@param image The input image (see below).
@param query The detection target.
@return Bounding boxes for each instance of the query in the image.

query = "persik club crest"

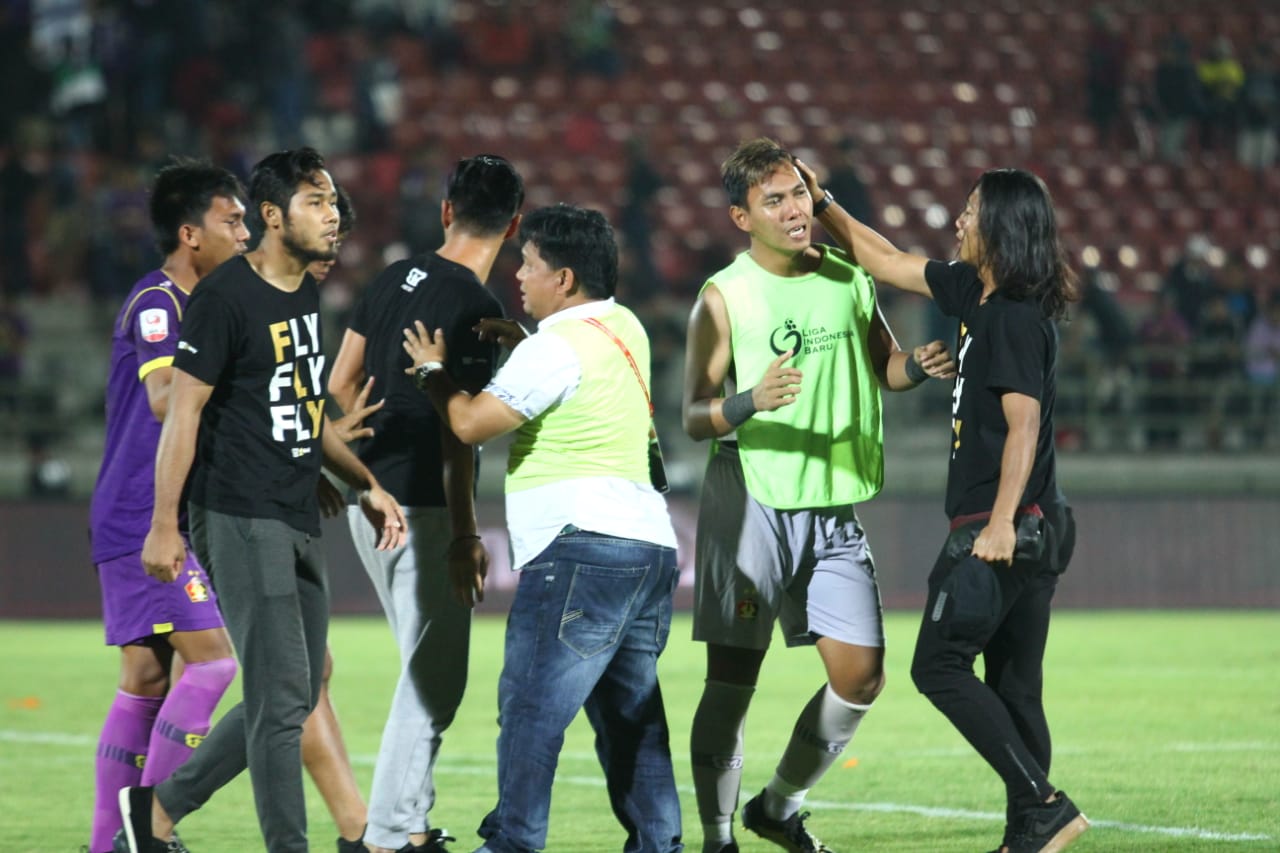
[139,308,170,343]
[735,597,758,621]
[185,577,210,604]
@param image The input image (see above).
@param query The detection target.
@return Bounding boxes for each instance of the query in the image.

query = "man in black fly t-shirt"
[795,159,1089,853]
[118,147,408,853]
[326,154,525,853]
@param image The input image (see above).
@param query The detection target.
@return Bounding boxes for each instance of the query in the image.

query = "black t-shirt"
[347,252,504,506]
[175,255,325,535]
[926,259,1059,518]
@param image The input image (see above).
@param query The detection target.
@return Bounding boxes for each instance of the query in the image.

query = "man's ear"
[558,267,577,296]
[729,204,751,234]
[259,200,282,231]
[177,222,200,249]
[441,199,453,230]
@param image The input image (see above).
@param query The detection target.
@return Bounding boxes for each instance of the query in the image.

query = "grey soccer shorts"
[692,443,885,650]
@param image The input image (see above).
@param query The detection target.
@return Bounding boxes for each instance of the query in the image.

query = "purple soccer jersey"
[90,271,190,564]
[90,271,226,645]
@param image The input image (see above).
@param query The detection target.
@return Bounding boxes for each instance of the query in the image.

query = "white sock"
[766,684,870,820]
[700,820,733,852]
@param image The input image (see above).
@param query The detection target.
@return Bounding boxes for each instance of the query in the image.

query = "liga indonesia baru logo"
[769,319,853,358]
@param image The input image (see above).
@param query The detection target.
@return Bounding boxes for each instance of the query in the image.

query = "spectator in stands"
[400,141,448,255]
[1191,294,1245,449]
[566,0,621,78]
[1138,289,1192,449]
[1151,30,1202,164]
[618,136,665,303]
[1244,295,1280,447]
[1197,36,1245,152]
[1237,42,1279,172]
[823,136,877,228]
[1163,234,1217,329]
[1215,252,1258,329]
[1084,4,1129,148]
[0,290,28,415]
[0,139,38,294]
[1074,267,1136,434]
[468,2,538,74]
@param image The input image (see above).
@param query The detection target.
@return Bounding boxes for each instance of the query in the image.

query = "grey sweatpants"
[157,504,329,853]
[348,505,471,850]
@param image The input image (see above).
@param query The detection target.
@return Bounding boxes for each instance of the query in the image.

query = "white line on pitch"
[2,730,1272,843]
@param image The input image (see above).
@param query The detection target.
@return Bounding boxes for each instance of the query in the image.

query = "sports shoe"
[337,833,365,852]
[115,787,190,853]
[399,828,457,852]
[1005,792,1089,853]
[741,790,833,853]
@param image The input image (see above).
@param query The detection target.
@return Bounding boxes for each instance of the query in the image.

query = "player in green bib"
[683,138,955,853]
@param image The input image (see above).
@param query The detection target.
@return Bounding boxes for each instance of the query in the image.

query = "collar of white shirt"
[536,296,616,331]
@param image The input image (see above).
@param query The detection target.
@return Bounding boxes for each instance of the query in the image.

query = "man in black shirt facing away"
[327,154,524,853]
[121,147,407,853]
[796,159,1088,853]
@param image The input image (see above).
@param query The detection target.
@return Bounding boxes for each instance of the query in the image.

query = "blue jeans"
[476,528,683,853]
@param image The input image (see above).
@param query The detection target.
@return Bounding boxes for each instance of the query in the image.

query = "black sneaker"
[115,787,189,853]
[398,828,457,853]
[1006,792,1089,853]
[741,790,834,853]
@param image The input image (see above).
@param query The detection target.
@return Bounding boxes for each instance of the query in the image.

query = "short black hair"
[247,147,328,232]
[446,154,525,235]
[150,159,244,256]
[721,137,794,208]
[519,204,618,300]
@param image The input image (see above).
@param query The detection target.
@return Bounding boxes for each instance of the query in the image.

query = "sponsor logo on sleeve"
[139,308,170,343]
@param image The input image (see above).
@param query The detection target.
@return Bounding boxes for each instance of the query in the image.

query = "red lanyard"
[582,317,653,417]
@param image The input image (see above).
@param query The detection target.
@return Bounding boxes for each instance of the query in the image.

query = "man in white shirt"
[403,203,682,853]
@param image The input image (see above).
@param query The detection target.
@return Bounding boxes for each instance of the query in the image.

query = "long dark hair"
[972,169,1077,320]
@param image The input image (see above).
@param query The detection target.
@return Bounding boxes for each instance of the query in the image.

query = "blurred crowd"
[1,0,1278,499]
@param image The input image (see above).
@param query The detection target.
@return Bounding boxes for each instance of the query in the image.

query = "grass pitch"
[1,611,1276,852]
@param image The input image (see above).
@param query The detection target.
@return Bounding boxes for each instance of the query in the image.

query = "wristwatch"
[414,360,445,390]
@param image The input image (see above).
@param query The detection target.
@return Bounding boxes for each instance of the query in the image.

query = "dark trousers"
[910,519,1065,813]
[157,505,329,853]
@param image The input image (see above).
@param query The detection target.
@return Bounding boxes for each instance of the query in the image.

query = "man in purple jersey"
[87,160,248,853]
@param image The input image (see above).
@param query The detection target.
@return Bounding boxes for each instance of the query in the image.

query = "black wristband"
[905,354,929,384]
[812,189,834,216]
[722,389,758,427]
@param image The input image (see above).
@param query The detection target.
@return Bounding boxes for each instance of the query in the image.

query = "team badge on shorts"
[735,597,758,621]
[139,308,170,343]
[185,577,210,603]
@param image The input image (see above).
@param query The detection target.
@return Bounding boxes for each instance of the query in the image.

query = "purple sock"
[91,690,162,853]
[140,657,237,786]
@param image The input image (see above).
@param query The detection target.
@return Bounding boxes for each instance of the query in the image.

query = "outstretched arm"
[796,157,933,298]
[866,303,956,391]
[682,284,802,441]
[402,320,525,445]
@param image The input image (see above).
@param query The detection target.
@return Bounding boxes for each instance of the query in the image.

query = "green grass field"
[1,611,1277,852]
